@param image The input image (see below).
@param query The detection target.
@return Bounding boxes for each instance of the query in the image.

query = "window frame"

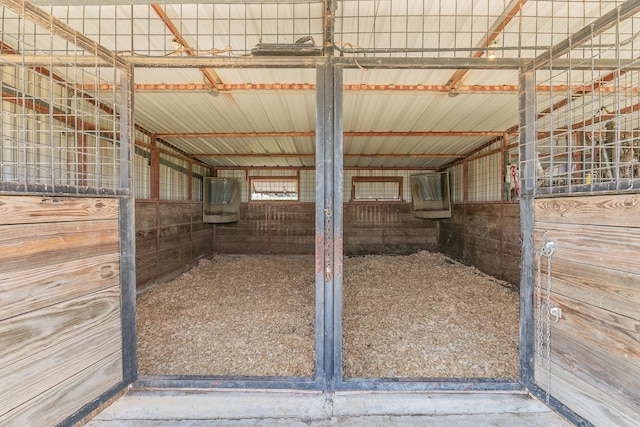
[248,175,300,202]
[350,176,403,202]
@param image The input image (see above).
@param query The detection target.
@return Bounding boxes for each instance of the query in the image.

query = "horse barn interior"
[1,0,640,426]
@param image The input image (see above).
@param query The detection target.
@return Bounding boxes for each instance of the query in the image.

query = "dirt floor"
[137,252,519,378]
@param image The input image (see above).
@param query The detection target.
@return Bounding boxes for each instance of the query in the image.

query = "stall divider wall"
[440,203,520,285]
[135,200,213,292]
[211,202,438,256]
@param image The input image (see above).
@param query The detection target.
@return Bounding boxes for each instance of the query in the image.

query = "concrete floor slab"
[85,389,574,427]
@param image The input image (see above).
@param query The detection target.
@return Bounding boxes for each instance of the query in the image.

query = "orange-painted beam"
[445,0,528,90]
[77,82,639,95]
[151,4,222,89]
[156,131,504,139]
[196,153,464,159]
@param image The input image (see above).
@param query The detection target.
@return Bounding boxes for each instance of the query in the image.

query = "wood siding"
[0,195,123,427]
[439,203,521,284]
[135,200,214,291]
[344,203,438,255]
[213,202,437,255]
[533,194,640,427]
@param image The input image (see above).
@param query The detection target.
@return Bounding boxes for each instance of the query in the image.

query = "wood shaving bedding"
[137,252,518,378]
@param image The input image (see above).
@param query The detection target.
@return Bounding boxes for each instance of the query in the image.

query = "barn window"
[249,176,299,201]
[351,176,403,201]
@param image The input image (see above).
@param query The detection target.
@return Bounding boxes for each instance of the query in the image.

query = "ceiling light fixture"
[487,40,499,59]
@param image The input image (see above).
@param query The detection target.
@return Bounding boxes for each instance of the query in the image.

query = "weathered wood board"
[0,196,118,225]
[2,352,122,427]
[534,361,639,427]
[0,287,122,416]
[0,195,123,427]
[214,202,437,256]
[440,203,520,285]
[0,220,120,271]
[533,193,640,425]
[0,252,120,322]
[135,200,213,289]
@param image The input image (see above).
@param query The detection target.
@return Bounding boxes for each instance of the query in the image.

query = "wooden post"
[119,63,137,385]
[518,68,537,388]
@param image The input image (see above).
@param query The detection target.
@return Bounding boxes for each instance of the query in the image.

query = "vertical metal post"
[315,63,329,387]
[119,64,137,384]
[518,67,536,388]
[332,64,344,385]
[315,61,343,390]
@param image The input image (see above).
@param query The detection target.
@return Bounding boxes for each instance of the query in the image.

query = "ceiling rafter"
[151,4,223,90]
[445,0,527,91]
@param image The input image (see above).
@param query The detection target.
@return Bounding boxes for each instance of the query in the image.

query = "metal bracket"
[542,240,558,256]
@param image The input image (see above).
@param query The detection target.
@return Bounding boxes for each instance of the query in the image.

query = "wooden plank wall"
[0,195,123,427]
[214,203,314,254]
[214,202,437,255]
[136,200,214,291]
[439,203,520,285]
[344,203,438,255]
[533,194,640,427]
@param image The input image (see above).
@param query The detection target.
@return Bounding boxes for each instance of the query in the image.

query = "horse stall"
[1,2,639,427]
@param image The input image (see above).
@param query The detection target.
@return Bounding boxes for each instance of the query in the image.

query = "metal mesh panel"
[334,0,623,59]
[299,169,315,203]
[134,146,151,199]
[449,164,464,203]
[0,7,129,195]
[45,3,324,57]
[521,8,640,196]
[468,151,502,202]
[192,164,208,202]
[33,1,627,61]
[159,153,189,200]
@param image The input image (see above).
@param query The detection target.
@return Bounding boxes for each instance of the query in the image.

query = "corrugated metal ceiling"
[10,1,638,169]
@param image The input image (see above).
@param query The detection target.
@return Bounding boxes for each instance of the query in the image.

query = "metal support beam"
[518,68,536,390]
[527,0,640,71]
[150,4,223,90]
[4,54,640,71]
[445,0,527,90]
[1,0,127,70]
[156,131,504,139]
[315,62,343,390]
[32,0,322,4]
[194,153,463,159]
[323,0,335,56]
